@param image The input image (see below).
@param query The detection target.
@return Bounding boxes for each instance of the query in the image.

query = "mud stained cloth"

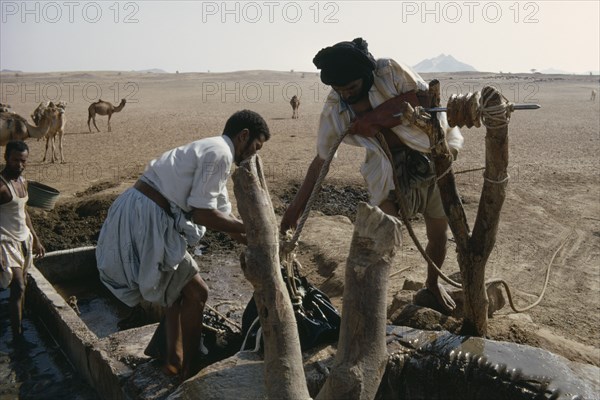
[96,188,199,308]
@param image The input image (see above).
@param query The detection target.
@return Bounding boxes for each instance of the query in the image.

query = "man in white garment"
[96,110,270,379]
[280,38,464,314]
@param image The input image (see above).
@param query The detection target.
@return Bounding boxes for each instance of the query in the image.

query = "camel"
[290,95,300,119]
[591,89,597,101]
[32,102,67,163]
[87,98,126,132]
[0,107,54,147]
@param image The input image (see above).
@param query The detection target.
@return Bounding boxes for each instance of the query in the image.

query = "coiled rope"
[447,88,515,129]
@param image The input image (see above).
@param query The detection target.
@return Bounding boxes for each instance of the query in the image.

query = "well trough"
[25,246,599,399]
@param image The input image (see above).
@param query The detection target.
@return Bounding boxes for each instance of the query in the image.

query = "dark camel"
[88,99,126,132]
[290,95,300,119]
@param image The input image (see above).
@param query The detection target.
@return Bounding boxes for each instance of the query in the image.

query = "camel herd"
[31,102,67,163]
[1,102,67,163]
[0,94,305,164]
[0,103,55,147]
[2,82,597,164]
[0,98,128,164]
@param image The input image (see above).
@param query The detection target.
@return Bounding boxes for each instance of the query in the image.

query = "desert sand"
[1,69,599,368]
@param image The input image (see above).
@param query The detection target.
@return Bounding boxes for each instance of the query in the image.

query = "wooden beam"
[233,154,310,400]
[317,203,401,400]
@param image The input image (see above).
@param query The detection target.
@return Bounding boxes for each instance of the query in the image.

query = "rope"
[446,88,514,129]
[488,227,575,313]
[205,303,242,331]
[389,265,416,278]
[454,166,485,175]
[280,106,503,292]
[483,172,510,185]
[240,316,262,352]
[281,85,553,315]
[435,165,453,182]
[379,103,558,314]
[285,130,350,251]
[376,132,463,289]
[480,87,514,129]
[280,129,349,303]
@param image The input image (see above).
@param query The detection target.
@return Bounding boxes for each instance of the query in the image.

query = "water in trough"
[0,289,100,399]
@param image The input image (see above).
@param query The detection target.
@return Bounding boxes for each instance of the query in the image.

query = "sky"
[1,0,599,74]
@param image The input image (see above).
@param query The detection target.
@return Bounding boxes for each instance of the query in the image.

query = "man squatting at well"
[95,110,270,379]
[1,141,46,339]
[281,38,464,314]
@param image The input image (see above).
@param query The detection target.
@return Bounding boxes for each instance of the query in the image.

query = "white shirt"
[143,135,234,214]
[316,58,464,206]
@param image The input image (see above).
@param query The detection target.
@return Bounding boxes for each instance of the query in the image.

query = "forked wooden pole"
[427,82,511,336]
[317,203,401,400]
[233,154,310,400]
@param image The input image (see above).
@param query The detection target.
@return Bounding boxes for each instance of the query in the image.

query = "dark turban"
[313,38,377,86]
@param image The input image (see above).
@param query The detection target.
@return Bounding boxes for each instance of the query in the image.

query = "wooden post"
[428,80,471,254]
[426,83,511,336]
[233,155,310,400]
[317,203,401,400]
[464,86,510,336]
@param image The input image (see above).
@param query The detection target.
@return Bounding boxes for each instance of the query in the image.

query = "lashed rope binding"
[447,87,514,129]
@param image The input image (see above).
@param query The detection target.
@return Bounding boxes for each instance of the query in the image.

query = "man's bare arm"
[280,155,325,233]
[191,208,245,234]
[25,208,45,257]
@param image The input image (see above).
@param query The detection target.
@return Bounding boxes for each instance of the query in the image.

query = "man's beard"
[3,167,23,179]
[344,93,364,105]
[234,138,254,166]
[344,74,373,105]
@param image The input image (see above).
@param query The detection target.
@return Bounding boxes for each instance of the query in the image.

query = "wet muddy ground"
[5,182,370,398]
[0,289,100,400]
[26,182,368,337]
[30,183,369,253]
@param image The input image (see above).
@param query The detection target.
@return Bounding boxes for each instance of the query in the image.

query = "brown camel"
[0,107,53,147]
[87,98,126,132]
[290,95,300,119]
[32,102,67,163]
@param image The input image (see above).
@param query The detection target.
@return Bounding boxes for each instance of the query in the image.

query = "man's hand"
[347,92,420,138]
[279,155,324,234]
[347,115,383,137]
[32,237,45,258]
[280,206,299,235]
[191,208,245,234]
[228,232,247,245]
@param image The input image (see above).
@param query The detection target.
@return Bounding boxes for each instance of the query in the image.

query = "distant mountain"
[1,69,22,73]
[413,54,477,73]
[539,68,571,75]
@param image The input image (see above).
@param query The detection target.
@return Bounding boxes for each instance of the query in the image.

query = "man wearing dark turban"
[281,38,464,314]
[313,38,377,89]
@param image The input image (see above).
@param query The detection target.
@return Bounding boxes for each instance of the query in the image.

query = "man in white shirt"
[280,38,463,315]
[96,110,270,379]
